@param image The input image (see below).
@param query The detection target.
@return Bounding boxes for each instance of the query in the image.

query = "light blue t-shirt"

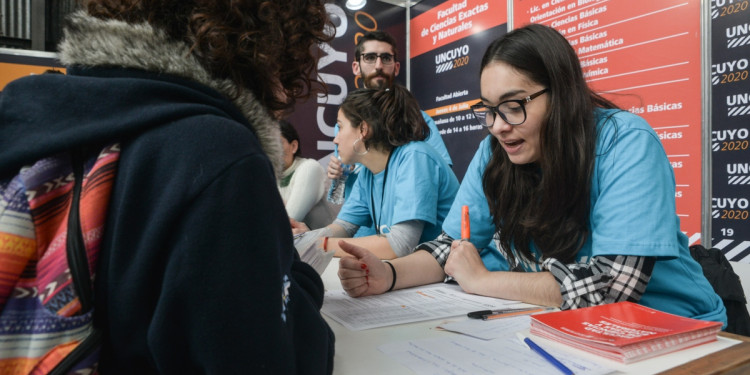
[339,110,452,237]
[443,109,726,325]
[337,141,459,245]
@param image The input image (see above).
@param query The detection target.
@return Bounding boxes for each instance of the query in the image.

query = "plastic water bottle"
[327,158,350,204]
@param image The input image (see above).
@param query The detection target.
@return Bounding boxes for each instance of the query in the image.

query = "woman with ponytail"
[303,84,459,260]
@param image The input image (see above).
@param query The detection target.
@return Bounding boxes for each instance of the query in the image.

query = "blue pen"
[516,333,574,375]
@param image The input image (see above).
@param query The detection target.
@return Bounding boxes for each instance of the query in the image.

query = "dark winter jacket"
[0,11,334,374]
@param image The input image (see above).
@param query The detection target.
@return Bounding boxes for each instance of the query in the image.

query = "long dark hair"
[481,24,618,264]
[339,84,428,152]
[82,0,332,113]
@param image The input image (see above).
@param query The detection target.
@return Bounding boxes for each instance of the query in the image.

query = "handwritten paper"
[379,334,616,375]
[321,283,525,330]
[438,315,533,340]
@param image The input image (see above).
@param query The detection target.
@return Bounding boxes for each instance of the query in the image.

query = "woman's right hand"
[327,155,343,180]
[445,239,488,295]
[337,240,391,297]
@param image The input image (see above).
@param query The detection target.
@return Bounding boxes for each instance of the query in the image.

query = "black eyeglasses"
[359,53,395,65]
[470,88,548,127]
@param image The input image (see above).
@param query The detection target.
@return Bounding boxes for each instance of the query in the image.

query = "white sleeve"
[285,159,326,221]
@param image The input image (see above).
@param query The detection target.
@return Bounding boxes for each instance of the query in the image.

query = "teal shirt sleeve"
[422,111,453,167]
[390,148,448,226]
[388,144,459,241]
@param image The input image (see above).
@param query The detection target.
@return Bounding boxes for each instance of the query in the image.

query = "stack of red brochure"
[529,301,723,363]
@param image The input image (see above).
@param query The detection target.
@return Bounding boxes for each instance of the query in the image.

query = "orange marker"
[461,205,470,240]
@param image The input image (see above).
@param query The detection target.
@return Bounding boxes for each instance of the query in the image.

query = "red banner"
[514,0,703,243]
[411,0,506,58]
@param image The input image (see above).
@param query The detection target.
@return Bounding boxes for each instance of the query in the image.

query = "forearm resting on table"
[469,270,563,308]
[319,222,397,259]
[326,220,424,259]
[462,255,653,309]
[330,220,423,259]
[389,250,446,290]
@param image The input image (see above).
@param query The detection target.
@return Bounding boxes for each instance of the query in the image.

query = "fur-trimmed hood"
[56,10,283,175]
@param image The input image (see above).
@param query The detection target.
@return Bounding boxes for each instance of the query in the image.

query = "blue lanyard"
[370,150,393,236]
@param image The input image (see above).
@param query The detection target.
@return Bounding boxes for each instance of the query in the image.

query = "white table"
[321,259,454,374]
[319,259,746,375]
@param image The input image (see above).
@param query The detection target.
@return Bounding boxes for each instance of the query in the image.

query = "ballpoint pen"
[467,306,552,320]
[483,307,551,320]
[516,333,574,375]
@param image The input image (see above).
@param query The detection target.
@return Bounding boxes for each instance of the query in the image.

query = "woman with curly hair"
[0,0,334,373]
[336,24,726,327]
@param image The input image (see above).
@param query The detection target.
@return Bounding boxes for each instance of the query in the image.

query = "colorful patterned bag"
[0,144,120,374]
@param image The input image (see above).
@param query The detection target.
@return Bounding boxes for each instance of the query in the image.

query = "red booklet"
[530,302,723,364]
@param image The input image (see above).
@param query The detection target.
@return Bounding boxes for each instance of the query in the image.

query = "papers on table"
[293,232,334,275]
[321,283,526,330]
[426,316,615,374]
[321,268,743,375]
[379,333,616,375]
[438,315,533,340]
[380,324,741,375]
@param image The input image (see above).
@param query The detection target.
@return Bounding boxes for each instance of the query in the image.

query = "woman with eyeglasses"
[336,23,727,325]
[300,84,459,261]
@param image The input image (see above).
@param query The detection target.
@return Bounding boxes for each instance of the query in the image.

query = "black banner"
[410,0,507,181]
[710,0,750,262]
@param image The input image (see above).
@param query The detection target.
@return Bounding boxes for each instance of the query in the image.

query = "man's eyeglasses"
[359,53,395,65]
[470,88,548,127]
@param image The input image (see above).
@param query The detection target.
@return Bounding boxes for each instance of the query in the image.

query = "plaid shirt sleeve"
[542,255,656,310]
[414,231,455,268]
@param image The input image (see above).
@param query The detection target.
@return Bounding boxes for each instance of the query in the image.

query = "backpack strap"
[50,146,116,375]
[50,153,100,375]
[66,148,93,312]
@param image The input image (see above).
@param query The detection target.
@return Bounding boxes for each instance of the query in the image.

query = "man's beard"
[363,70,394,89]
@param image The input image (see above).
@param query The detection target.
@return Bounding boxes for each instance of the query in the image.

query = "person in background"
[336,23,727,326]
[324,31,452,237]
[302,84,458,260]
[278,120,332,229]
[0,0,335,373]
[350,32,450,166]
